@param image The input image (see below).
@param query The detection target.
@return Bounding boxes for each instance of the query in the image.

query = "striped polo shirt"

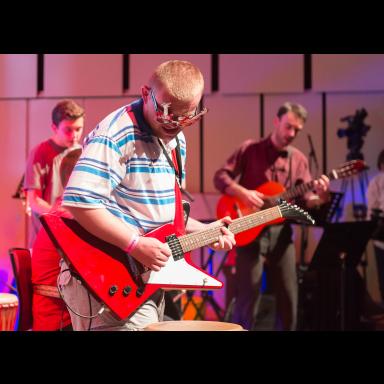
[62,98,186,234]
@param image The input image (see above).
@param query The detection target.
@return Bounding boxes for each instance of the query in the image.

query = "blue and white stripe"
[63,98,186,234]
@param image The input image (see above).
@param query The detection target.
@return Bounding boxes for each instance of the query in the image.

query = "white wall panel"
[203,94,260,193]
[0,101,27,288]
[83,97,137,138]
[183,117,200,194]
[313,54,384,92]
[44,54,122,97]
[129,54,211,96]
[220,54,304,94]
[0,54,37,98]
[326,93,384,221]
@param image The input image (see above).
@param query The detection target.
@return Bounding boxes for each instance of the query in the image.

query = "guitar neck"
[179,206,282,253]
[280,169,337,201]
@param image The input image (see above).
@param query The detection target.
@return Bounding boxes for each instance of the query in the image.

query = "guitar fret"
[179,206,282,253]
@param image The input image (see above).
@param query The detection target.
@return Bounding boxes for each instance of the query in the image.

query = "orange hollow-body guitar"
[216,160,367,247]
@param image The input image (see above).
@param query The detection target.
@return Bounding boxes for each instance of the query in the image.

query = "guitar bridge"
[166,234,184,261]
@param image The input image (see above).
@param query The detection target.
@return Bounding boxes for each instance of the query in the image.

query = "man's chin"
[160,127,180,140]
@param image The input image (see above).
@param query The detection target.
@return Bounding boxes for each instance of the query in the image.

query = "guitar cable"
[56,268,106,330]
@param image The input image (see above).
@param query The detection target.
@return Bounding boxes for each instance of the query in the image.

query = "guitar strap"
[157,137,185,236]
[285,146,293,188]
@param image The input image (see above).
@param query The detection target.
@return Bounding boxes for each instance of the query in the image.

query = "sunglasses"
[150,88,208,128]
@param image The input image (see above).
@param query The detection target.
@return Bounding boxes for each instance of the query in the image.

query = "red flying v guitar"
[40,200,313,320]
[216,159,367,247]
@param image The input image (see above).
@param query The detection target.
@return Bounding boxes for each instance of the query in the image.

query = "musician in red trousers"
[31,148,82,331]
[214,102,330,331]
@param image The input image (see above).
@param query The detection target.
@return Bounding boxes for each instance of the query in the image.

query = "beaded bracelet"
[124,233,140,254]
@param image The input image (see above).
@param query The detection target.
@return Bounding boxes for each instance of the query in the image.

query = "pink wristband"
[124,233,140,254]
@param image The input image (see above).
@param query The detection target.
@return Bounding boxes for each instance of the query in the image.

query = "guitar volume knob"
[109,285,118,296]
[122,286,132,297]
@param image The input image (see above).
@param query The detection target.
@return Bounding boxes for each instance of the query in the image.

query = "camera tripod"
[338,167,369,221]
[336,162,370,290]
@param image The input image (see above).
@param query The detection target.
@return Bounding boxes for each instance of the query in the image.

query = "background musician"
[213,102,330,330]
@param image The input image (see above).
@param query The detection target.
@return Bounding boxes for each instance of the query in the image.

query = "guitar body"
[41,214,222,321]
[216,181,286,246]
[216,160,367,247]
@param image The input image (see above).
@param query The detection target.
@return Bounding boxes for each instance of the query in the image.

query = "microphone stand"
[297,134,320,330]
[307,134,319,178]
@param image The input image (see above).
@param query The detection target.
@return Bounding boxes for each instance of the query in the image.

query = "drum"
[144,320,244,331]
[0,293,19,331]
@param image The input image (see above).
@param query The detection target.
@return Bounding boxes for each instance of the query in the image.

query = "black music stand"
[296,192,343,330]
[310,221,375,269]
[301,220,376,331]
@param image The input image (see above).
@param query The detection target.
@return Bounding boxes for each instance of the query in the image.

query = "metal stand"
[339,252,347,331]
[297,135,319,330]
[181,247,230,321]
[339,169,369,221]
[297,224,310,330]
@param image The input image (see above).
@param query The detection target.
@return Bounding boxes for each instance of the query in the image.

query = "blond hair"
[149,60,204,102]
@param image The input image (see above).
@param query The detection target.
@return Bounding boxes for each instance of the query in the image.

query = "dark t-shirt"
[214,136,313,194]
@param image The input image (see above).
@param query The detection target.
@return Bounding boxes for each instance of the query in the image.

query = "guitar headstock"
[333,160,368,179]
[278,200,315,225]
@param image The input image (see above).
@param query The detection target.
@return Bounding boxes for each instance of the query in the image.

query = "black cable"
[87,290,93,331]
[56,268,102,322]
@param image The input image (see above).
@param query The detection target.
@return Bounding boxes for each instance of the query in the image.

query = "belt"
[33,284,61,299]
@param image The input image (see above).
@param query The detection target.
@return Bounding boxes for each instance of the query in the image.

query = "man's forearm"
[224,182,245,197]
[66,206,138,250]
[185,217,208,234]
[29,195,52,216]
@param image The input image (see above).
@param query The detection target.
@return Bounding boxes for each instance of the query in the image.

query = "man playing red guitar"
[59,60,235,331]
[214,102,330,331]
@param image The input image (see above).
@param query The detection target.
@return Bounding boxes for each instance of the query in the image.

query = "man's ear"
[273,116,280,129]
[51,123,58,133]
[141,85,151,103]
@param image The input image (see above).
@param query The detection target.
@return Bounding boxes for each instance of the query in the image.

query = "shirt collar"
[130,98,178,150]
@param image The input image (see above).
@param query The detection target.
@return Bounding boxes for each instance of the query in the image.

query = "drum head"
[0,293,19,307]
[144,320,244,331]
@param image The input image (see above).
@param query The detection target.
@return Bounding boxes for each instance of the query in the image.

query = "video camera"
[337,108,370,160]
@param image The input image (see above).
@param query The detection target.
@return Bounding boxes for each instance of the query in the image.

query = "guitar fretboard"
[179,206,282,253]
[275,168,339,202]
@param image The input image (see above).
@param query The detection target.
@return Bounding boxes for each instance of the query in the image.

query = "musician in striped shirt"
[59,60,235,331]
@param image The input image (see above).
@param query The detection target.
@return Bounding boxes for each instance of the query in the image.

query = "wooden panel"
[28,99,85,152]
[326,93,384,221]
[83,97,137,138]
[0,54,37,98]
[44,54,123,97]
[0,101,27,288]
[313,54,384,92]
[220,54,304,94]
[189,193,220,222]
[264,93,324,177]
[129,54,211,96]
[203,94,260,193]
[182,116,200,194]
